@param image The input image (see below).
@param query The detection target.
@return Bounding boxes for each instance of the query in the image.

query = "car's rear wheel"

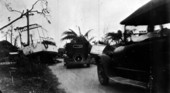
[97,64,109,85]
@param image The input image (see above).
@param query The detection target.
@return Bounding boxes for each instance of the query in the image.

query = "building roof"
[120,0,170,25]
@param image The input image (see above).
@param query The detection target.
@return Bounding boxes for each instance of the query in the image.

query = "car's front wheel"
[97,64,109,85]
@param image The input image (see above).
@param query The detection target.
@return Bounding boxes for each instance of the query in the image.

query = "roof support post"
[123,25,127,43]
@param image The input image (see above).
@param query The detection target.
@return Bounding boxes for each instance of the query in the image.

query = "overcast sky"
[0,0,150,47]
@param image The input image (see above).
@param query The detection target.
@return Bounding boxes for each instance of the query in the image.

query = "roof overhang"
[120,0,170,26]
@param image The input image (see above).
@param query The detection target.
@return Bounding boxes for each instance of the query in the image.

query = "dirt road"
[49,60,147,93]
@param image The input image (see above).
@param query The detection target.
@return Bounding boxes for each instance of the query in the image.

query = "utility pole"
[26,9,30,46]
[8,17,13,44]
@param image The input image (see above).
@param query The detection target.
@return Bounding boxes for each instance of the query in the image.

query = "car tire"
[97,64,109,85]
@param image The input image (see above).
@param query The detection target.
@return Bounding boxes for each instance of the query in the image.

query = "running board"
[110,77,147,89]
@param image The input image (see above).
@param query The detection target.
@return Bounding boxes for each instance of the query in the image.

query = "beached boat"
[15,24,58,63]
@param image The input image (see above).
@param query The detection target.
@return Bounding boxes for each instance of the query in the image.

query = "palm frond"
[68,29,78,36]
[88,37,94,42]
[78,26,82,35]
[62,30,75,36]
[84,29,93,38]
[61,35,76,41]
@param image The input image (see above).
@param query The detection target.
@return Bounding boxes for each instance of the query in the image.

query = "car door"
[111,42,151,81]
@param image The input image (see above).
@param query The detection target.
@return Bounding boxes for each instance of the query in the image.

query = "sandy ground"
[49,60,147,93]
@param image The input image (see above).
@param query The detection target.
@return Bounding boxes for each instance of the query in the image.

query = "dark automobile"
[92,1,170,93]
[64,42,91,68]
[94,34,170,92]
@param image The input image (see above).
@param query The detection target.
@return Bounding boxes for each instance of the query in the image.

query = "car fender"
[98,54,112,76]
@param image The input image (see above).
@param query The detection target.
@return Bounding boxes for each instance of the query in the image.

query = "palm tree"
[61,26,93,43]
[61,26,94,54]
[105,30,123,44]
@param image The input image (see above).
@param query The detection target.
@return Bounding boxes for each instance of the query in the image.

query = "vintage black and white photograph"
[0,0,170,93]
